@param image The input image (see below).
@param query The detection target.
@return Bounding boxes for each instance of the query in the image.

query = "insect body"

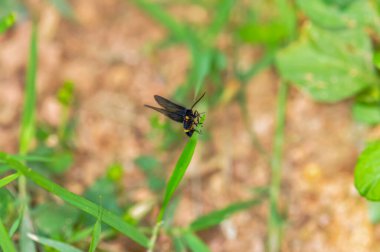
[145,93,205,137]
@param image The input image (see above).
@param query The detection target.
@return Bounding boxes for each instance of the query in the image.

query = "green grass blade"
[28,233,82,252]
[19,23,38,154]
[133,0,188,41]
[0,172,20,188]
[20,207,36,252]
[187,46,211,96]
[189,198,264,232]
[88,215,102,252]
[0,12,16,33]
[0,218,17,252]
[183,232,211,252]
[0,153,149,248]
[157,135,198,222]
[267,81,288,252]
[9,211,23,237]
[207,0,235,42]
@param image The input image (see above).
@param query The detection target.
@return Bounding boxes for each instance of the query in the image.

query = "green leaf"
[0,12,15,33]
[33,203,79,237]
[189,199,263,232]
[0,218,17,252]
[276,23,376,102]
[88,215,102,252]
[135,156,165,192]
[28,233,82,252]
[0,172,20,188]
[0,153,149,247]
[183,232,211,252]
[355,141,380,201]
[19,23,38,154]
[157,135,198,222]
[297,0,380,31]
[352,102,380,125]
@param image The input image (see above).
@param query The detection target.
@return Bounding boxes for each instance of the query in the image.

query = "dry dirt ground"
[1,0,379,251]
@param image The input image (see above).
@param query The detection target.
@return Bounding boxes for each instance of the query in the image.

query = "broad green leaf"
[0,12,15,33]
[276,23,376,102]
[0,218,17,252]
[189,199,263,232]
[33,203,79,237]
[0,153,149,247]
[88,216,101,252]
[135,156,165,192]
[183,232,211,252]
[28,233,82,252]
[355,141,380,201]
[157,134,198,221]
[0,172,19,188]
[19,23,38,154]
[297,0,380,31]
[353,102,380,125]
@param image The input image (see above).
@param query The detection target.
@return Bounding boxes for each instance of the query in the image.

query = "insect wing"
[144,105,184,123]
[154,95,186,112]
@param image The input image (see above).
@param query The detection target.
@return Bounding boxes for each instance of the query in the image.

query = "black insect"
[144,93,205,137]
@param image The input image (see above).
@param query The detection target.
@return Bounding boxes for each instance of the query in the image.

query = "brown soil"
[1,0,379,251]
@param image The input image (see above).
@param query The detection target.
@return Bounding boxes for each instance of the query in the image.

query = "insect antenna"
[191,92,206,109]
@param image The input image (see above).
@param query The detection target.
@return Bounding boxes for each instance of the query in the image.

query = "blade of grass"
[28,233,82,252]
[206,0,235,43]
[0,12,16,33]
[0,172,20,188]
[133,0,188,42]
[9,210,23,237]
[157,134,199,222]
[147,221,163,252]
[182,232,211,252]
[189,198,264,232]
[19,24,38,154]
[20,208,35,252]
[0,218,17,252]
[0,153,149,248]
[190,47,211,97]
[19,23,38,252]
[267,81,288,252]
[88,213,102,252]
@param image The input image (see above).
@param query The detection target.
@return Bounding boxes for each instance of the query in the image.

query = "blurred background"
[1,0,380,251]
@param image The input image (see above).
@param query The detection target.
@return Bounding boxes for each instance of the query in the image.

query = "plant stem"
[267,81,288,252]
[148,221,163,252]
